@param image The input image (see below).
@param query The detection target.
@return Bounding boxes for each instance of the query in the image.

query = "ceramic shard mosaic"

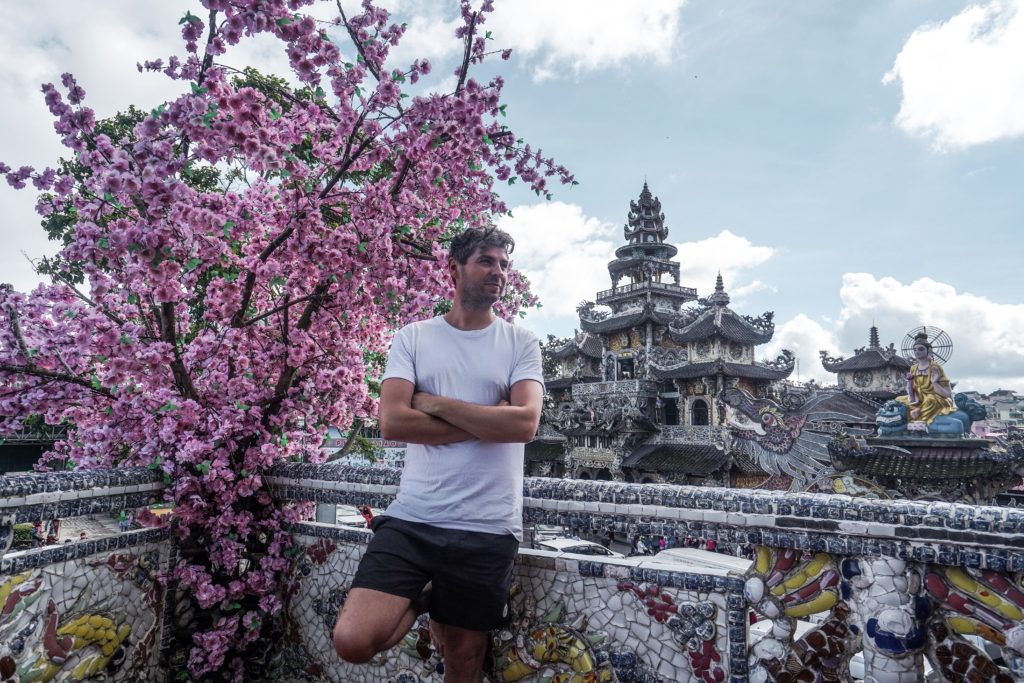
[274,522,748,683]
[0,541,169,682]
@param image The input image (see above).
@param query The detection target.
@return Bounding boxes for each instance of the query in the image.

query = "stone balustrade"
[3,462,1024,682]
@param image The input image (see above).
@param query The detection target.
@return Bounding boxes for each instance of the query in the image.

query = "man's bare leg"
[333,587,419,663]
[430,620,488,683]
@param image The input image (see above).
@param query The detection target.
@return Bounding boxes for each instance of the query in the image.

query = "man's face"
[452,245,510,310]
[913,343,928,360]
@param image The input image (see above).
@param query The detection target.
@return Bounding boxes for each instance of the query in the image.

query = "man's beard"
[461,282,502,311]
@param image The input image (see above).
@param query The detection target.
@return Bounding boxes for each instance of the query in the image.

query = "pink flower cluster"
[0,1,572,679]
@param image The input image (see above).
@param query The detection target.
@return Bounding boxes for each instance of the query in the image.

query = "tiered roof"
[820,326,911,373]
[668,275,775,345]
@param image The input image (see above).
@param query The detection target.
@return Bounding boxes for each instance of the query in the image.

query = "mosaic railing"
[596,280,698,302]
[267,463,1024,683]
[657,424,731,445]
[5,462,1024,682]
[0,467,170,682]
[572,379,660,399]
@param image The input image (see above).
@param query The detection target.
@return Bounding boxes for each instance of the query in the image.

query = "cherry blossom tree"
[0,0,572,677]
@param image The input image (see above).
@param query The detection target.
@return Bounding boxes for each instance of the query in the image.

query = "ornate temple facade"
[819,326,910,401]
[531,183,797,486]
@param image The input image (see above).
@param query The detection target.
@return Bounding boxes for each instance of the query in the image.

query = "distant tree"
[0,1,572,678]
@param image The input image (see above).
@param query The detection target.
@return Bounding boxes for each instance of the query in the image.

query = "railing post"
[842,557,925,682]
[0,512,13,561]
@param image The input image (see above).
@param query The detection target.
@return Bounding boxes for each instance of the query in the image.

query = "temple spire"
[869,324,880,349]
[707,272,730,307]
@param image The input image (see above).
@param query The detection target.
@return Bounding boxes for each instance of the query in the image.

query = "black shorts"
[350,516,519,632]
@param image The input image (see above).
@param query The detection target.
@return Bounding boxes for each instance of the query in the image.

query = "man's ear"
[447,256,459,284]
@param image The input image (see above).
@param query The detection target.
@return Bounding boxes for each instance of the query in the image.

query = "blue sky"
[1,1,1022,391]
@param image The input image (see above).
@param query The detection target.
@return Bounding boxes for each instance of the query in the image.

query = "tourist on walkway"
[333,228,543,682]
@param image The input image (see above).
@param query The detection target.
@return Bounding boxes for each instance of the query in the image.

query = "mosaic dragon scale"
[719,387,875,490]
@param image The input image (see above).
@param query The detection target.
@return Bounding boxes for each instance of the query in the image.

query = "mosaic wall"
[268,463,1024,682]
[0,467,170,683]
[0,535,170,682]
[275,522,747,683]
[4,462,1024,682]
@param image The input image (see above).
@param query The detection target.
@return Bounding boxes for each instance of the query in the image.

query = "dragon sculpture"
[719,386,877,490]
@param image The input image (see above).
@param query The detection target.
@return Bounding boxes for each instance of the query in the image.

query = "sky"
[1,0,1022,392]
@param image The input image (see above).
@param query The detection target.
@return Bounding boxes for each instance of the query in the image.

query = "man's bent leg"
[430,620,488,683]
[333,587,418,663]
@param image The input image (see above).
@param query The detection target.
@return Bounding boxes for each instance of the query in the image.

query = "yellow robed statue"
[896,332,956,427]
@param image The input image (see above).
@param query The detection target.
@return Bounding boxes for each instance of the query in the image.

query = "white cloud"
[375,0,687,83]
[763,314,839,386]
[486,0,686,81]
[673,229,777,297]
[496,202,617,333]
[883,0,1024,149]
[768,273,1024,393]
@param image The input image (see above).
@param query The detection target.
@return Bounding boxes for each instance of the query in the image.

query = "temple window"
[691,398,710,426]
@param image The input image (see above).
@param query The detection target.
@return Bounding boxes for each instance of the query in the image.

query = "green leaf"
[97,238,109,249]
[158,402,179,413]
[279,169,291,178]
[221,220,236,237]
[280,434,289,446]
[119,333,133,345]
[185,258,202,272]
[482,133,492,145]
[191,82,209,96]
[179,11,199,25]
[90,375,101,390]
[485,31,492,39]
[499,104,507,117]
[151,103,166,118]
[508,177,516,185]
[196,460,211,474]
[357,242,367,254]
[315,86,325,99]
[276,16,292,27]
[269,109,282,121]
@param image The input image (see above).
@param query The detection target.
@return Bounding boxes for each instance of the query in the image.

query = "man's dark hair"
[448,226,515,265]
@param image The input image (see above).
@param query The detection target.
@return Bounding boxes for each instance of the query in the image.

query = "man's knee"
[333,618,378,663]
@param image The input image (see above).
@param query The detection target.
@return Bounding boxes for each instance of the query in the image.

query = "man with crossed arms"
[333,226,544,682]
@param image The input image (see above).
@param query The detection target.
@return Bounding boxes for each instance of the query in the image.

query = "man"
[332,227,544,682]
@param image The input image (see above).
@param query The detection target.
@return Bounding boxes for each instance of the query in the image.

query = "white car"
[531,524,567,546]
[335,504,368,528]
[535,537,625,558]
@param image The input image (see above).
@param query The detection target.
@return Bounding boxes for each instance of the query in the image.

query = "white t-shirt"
[381,315,543,540]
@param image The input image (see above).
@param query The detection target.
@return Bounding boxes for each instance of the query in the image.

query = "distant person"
[333,228,543,682]
[357,505,374,527]
[657,536,667,552]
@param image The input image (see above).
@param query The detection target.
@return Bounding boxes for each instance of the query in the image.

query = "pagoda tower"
[578,182,697,383]
[819,326,910,400]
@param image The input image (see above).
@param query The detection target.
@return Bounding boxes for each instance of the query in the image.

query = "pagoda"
[532,183,795,486]
[819,326,910,401]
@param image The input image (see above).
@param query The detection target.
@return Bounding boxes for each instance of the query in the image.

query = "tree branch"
[337,1,381,82]
[241,292,317,328]
[455,12,478,95]
[157,301,199,400]
[0,362,115,399]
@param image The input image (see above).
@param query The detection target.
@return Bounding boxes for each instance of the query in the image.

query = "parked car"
[531,524,567,547]
[535,537,625,558]
[335,504,368,528]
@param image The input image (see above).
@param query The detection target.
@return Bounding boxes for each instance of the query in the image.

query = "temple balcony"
[572,379,660,400]
[656,424,732,445]
[595,280,697,306]
[4,464,1024,681]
